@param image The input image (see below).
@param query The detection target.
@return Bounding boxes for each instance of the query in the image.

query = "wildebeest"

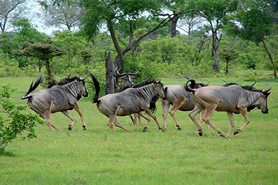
[113,68,139,91]
[185,79,271,137]
[22,75,88,131]
[114,68,142,125]
[90,74,165,132]
[162,80,207,130]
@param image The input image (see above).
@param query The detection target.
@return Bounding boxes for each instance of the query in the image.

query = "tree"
[13,38,65,86]
[41,0,85,31]
[12,18,46,68]
[219,38,239,74]
[81,0,177,94]
[163,0,188,38]
[0,18,46,68]
[227,0,277,78]
[188,0,237,73]
[178,16,204,36]
[0,0,26,33]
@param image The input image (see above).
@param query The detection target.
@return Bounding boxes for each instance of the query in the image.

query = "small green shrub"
[240,70,260,81]
[0,84,44,153]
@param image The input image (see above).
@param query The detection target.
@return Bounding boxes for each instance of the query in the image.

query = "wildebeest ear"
[265,92,271,97]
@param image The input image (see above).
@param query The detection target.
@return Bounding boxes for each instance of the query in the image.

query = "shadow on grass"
[0,148,16,157]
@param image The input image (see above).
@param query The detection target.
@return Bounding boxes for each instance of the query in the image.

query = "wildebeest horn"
[128,68,139,76]
[113,68,126,77]
[250,82,256,87]
[262,83,272,93]
[80,75,86,81]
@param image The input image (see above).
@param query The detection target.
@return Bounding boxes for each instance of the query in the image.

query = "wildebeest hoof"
[176,125,181,130]
[68,125,72,131]
[82,125,87,130]
[234,129,240,135]
[198,131,202,136]
[143,127,148,132]
[220,134,225,137]
[159,127,165,132]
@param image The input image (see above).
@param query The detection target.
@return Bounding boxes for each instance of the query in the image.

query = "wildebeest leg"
[143,108,164,132]
[73,103,86,130]
[45,110,60,131]
[137,112,151,132]
[114,118,132,132]
[234,108,250,135]
[107,106,121,132]
[199,110,210,130]
[129,114,137,126]
[62,111,76,130]
[188,104,204,136]
[108,115,115,132]
[130,113,142,126]
[162,99,170,130]
[202,105,225,137]
[226,112,235,137]
[169,98,186,130]
[137,114,142,125]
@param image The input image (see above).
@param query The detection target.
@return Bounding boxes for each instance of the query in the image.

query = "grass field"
[0,72,278,185]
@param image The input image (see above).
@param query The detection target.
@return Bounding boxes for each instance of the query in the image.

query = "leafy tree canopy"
[81,0,164,39]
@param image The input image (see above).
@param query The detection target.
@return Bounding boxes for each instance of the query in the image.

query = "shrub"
[0,84,44,153]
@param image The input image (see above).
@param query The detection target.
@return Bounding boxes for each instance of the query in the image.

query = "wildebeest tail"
[89,73,100,103]
[185,79,195,93]
[21,76,44,99]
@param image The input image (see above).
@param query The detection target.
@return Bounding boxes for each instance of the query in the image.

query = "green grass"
[0,73,278,185]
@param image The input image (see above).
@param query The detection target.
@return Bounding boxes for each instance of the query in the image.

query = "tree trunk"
[170,12,179,38]
[105,52,116,94]
[45,58,56,87]
[38,60,42,72]
[225,58,229,74]
[212,31,220,73]
[261,37,277,78]
[104,14,178,93]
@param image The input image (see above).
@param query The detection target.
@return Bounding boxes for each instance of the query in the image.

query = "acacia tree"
[14,38,64,86]
[81,0,179,94]
[0,0,26,34]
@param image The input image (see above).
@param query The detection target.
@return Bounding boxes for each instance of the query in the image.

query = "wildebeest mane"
[223,81,257,91]
[47,76,83,88]
[122,79,154,90]
[58,76,82,85]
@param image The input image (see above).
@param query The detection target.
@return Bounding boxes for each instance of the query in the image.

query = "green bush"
[0,84,44,153]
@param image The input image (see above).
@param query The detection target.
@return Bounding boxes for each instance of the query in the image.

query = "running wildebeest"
[21,75,88,131]
[90,74,165,132]
[185,79,272,137]
[113,68,142,125]
[162,80,207,130]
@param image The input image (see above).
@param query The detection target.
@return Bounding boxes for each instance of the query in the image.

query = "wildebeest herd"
[21,72,272,137]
